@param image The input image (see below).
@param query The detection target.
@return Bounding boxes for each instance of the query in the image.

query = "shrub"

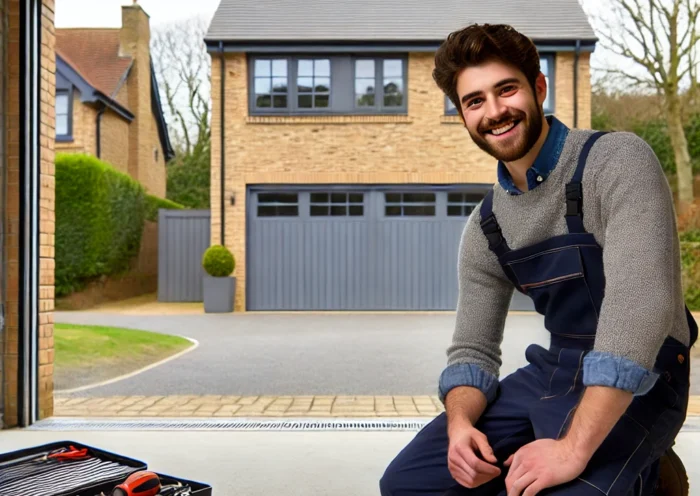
[145,194,185,222]
[202,245,235,277]
[681,242,700,311]
[55,153,146,297]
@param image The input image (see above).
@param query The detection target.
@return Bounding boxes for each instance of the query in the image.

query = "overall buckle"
[565,183,582,216]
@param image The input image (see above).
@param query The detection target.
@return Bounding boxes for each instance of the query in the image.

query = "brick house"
[1,0,56,428]
[54,3,173,197]
[204,0,596,312]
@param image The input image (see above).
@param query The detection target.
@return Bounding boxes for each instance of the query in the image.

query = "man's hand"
[448,423,502,489]
[503,438,587,495]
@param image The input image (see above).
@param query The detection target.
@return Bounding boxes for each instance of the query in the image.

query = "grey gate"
[247,186,534,311]
[158,209,211,302]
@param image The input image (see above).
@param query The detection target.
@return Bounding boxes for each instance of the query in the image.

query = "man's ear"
[535,72,547,107]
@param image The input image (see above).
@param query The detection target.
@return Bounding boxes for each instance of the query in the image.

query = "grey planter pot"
[203,275,236,313]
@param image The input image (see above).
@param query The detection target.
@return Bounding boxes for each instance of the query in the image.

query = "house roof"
[56,29,132,98]
[205,0,597,44]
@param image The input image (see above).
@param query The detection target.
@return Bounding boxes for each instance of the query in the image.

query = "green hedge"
[56,153,147,297]
[681,241,700,311]
[145,194,184,222]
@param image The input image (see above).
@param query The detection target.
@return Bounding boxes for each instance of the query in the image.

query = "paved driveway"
[55,312,550,397]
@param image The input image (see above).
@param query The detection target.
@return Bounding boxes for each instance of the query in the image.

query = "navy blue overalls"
[380,132,698,496]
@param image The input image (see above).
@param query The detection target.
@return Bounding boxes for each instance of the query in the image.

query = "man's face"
[456,60,547,162]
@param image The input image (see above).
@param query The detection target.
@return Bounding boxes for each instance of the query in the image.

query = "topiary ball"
[202,244,235,277]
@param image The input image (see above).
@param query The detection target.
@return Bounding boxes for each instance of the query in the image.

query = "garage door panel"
[247,187,536,312]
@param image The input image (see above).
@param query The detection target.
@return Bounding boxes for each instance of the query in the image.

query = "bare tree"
[151,17,211,156]
[591,0,700,207]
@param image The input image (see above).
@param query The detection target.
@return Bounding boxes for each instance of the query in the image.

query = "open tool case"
[0,441,212,496]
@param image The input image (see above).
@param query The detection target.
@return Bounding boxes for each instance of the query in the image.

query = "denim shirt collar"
[497,115,570,195]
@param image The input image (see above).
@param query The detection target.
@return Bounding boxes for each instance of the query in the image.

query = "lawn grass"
[55,323,192,370]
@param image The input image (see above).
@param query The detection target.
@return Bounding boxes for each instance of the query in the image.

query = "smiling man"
[379,24,697,496]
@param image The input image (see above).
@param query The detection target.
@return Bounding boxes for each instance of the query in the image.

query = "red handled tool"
[111,471,161,496]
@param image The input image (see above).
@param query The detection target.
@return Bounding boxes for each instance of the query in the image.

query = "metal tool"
[111,471,161,496]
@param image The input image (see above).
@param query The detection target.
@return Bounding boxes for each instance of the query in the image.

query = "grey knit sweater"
[439,128,691,403]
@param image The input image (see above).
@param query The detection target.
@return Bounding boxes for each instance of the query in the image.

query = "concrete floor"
[2,422,700,495]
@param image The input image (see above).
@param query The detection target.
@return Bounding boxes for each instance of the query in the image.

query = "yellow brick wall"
[3,0,56,427]
[212,50,593,311]
[144,107,166,197]
[554,52,591,129]
[100,108,130,176]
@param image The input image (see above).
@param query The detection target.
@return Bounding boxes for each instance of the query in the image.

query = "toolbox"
[0,441,212,496]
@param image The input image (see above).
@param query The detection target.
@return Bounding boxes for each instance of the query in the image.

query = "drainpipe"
[574,40,580,128]
[96,103,106,158]
[219,41,225,246]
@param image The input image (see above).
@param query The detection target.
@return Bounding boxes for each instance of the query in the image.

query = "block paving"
[53,394,700,418]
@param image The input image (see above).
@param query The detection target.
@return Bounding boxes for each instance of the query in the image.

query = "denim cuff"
[583,351,659,396]
[438,363,498,405]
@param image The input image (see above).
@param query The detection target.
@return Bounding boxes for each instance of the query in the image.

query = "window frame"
[444,54,555,116]
[55,89,73,141]
[248,54,408,116]
[352,56,408,114]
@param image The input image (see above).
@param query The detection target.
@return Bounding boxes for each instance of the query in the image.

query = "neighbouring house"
[204,0,596,312]
[1,0,55,428]
[54,3,174,198]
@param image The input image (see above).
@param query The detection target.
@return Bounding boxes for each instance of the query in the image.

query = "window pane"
[385,193,401,203]
[310,193,329,203]
[56,116,68,135]
[298,95,313,108]
[356,60,375,78]
[385,206,401,216]
[349,193,363,203]
[255,78,271,94]
[404,193,435,203]
[56,94,69,114]
[465,205,475,215]
[272,59,287,77]
[465,193,483,203]
[331,193,347,203]
[404,205,435,216]
[383,59,403,77]
[540,57,549,75]
[272,78,288,93]
[349,205,363,216]
[259,193,298,203]
[355,79,374,95]
[384,79,403,93]
[447,205,462,216]
[273,94,287,108]
[298,59,314,76]
[258,205,298,217]
[315,77,330,93]
[297,77,313,93]
[331,205,347,216]
[384,93,403,107]
[316,59,330,76]
[255,59,271,77]
[448,193,463,203]
[357,94,375,107]
[256,94,271,107]
[310,205,329,216]
[315,95,329,107]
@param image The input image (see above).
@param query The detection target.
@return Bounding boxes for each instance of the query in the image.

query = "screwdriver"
[111,471,161,496]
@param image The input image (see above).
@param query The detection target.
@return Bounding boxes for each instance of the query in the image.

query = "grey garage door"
[247,185,533,311]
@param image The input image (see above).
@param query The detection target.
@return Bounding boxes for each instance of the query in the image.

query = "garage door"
[247,185,534,311]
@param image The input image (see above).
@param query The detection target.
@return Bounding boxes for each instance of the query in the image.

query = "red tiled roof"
[56,29,133,98]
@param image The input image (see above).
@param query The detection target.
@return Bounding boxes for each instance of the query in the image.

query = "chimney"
[119,3,157,194]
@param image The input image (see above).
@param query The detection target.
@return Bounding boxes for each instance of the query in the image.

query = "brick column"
[39,0,56,421]
[2,0,55,428]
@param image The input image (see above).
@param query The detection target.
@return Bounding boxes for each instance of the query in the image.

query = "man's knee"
[379,459,400,496]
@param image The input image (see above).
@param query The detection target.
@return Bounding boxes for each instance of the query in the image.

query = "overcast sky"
[55,0,221,28]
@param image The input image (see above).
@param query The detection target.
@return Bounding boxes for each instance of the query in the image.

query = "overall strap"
[479,189,511,257]
[565,131,608,233]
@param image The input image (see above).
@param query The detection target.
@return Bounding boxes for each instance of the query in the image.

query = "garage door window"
[385,192,436,216]
[310,192,364,216]
[447,193,482,216]
[257,193,299,217]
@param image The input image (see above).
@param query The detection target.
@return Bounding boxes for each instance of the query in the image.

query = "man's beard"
[467,102,543,163]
